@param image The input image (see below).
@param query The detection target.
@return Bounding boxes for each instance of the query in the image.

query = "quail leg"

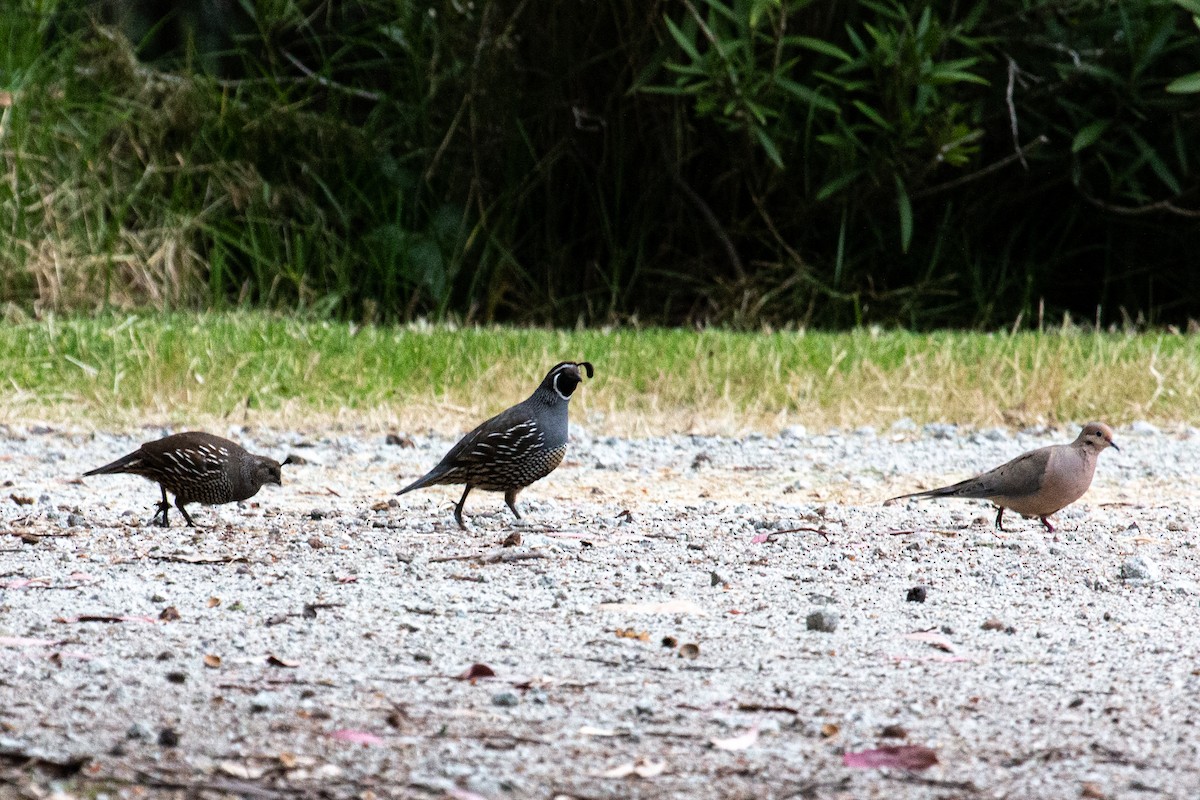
[453,485,472,530]
[153,486,171,527]
[175,498,198,527]
[1040,516,1056,532]
[504,489,522,520]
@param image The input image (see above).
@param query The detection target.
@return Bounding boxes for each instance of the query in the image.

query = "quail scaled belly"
[83,432,289,527]
[398,361,594,529]
[884,421,1118,532]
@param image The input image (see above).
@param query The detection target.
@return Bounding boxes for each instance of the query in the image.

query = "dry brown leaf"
[206,596,221,608]
[159,606,181,622]
[203,654,222,669]
[267,654,300,668]
[614,628,650,641]
[820,722,840,739]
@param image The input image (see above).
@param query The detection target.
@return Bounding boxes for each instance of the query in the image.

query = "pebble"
[1120,555,1161,583]
[491,691,519,707]
[905,586,927,603]
[806,609,839,633]
[249,692,280,713]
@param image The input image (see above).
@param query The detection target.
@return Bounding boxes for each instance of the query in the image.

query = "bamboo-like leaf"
[1071,120,1112,152]
[852,100,892,131]
[1166,71,1200,93]
[753,125,785,169]
[1128,130,1183,194]
[894,175,913,254]
[663,15,703,63]
[773,76,839,112]
[782,36,853,63]
[816,169,864,201]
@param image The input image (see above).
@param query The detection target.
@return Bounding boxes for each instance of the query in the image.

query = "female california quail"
[83,432,290,527]
[398,361,594,529]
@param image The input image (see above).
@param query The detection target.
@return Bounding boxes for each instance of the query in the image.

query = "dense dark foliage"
[3,0,1199,327]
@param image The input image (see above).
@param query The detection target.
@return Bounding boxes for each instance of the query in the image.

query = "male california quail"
[398,361,594,529]
[83,432,290,527]
[884,422,1118,532]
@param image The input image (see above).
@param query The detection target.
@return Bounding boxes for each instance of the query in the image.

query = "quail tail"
[82,452,145,476]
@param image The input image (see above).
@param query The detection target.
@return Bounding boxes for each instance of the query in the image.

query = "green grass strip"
[0,312,1195,433]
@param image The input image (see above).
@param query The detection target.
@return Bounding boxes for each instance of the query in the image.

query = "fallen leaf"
[678,643,700,659]
[329,729,384,746]
[1081,782,1107,799]
[445,788,490,800]
[597,600,706,615]
[10,495,34,506]
[579,725,619,737]
[54,615,157,624]
[750,533,770,544]
[337,575,358,584]
[0,636,61,648]
[159,606,181,622]
[207,597,221,608]
[601,758,667,779]
[843,744,938,770]
[458,663,496,681]
[1,578,51,589]
[820,722,840,739]
[218,761,266,780]
[710,725,758,751]
[904,631,958,653]
[615,628,650,641]
[203,654,222,668]
[267,654,300,668]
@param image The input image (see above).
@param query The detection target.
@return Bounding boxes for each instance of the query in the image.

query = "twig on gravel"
[767,526,832,543]
[429,549,549,564]
[151,553,249,564]
[125,772,302,799]
[737,702,800,714]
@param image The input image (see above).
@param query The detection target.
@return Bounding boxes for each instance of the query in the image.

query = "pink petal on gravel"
[843,744,939,770]
[0,637,61,648]
[750,534,770,544]
[329,729,384,746]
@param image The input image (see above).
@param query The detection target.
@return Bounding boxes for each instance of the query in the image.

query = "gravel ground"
[2,419,1199,800]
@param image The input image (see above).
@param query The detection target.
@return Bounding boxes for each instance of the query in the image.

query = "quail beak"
[1109,440,1120,452]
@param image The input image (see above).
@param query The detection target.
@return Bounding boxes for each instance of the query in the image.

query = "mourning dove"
[884,422,1118,532]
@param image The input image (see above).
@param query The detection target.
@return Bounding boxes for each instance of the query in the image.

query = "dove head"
[1076,422,1118,454]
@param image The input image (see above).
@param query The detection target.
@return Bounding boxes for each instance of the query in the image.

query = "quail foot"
[84,432,290,527]
[884,422,1118,532]
[398,361,594,529]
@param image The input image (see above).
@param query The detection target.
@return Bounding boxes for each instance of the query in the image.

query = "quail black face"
[256,459,284,486]
[552,361,594,399]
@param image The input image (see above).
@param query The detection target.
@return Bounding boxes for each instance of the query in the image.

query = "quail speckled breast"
[83,432,290,527]
[398,361,594,529]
